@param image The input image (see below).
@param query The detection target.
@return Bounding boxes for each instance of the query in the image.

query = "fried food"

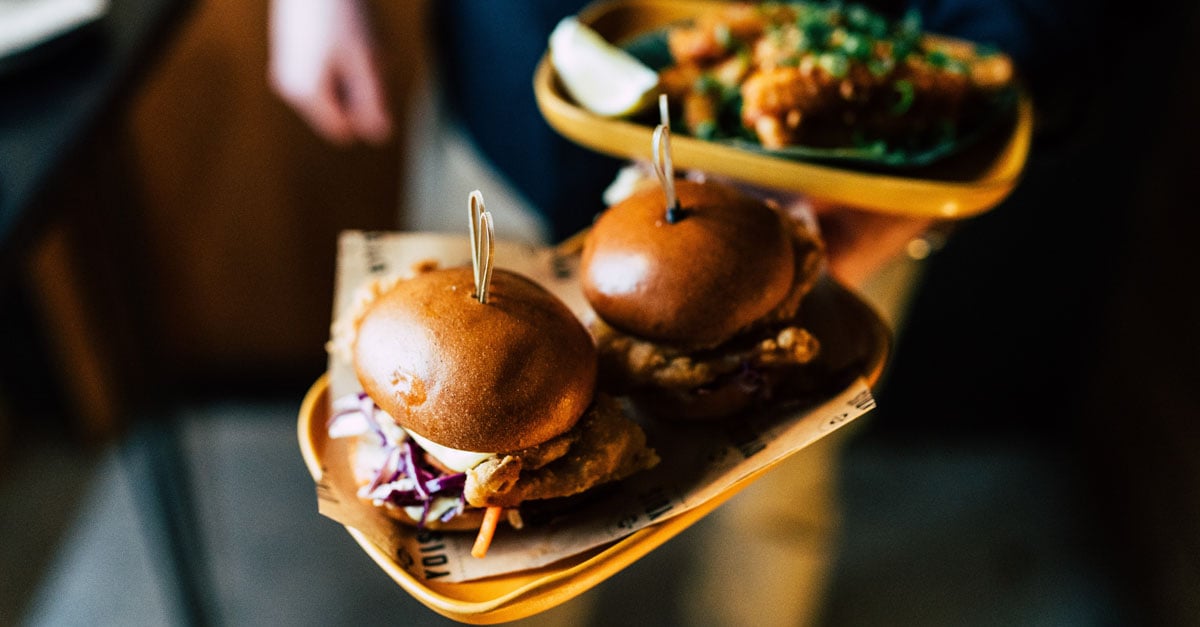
[334,263,658,533]
[659,1,1014,151]
[466,395,660,508]
[580,179,827,420]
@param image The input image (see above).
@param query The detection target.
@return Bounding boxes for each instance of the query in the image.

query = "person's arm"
[809,0,1099,287]
[267,0,392,146]
[807,204,935,288]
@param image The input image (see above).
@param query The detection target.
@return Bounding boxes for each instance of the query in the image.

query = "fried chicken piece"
[741,62,858,149]
[667,3,772,64]
[659,2,1015,151]
[464,395,659,508]
[595,321,820,391]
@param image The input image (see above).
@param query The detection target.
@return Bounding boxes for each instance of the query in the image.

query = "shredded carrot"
[471,506,504,558]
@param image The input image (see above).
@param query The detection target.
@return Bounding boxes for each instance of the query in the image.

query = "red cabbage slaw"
[329,392,468,527]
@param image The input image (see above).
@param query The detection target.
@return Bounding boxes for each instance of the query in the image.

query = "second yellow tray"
[534,0,1033,219]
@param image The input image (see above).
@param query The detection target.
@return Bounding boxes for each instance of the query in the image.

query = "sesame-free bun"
[632,374,764,421]
[353,267,597,453]
[581,180,795,348]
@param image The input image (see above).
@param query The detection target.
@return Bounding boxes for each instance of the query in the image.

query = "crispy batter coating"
[464,395,659,508]
[662,2,1013,150]
[595,320,819,391]
[666,3,772,63]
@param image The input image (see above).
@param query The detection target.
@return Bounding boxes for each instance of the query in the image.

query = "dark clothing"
[429,0,1126,436]
[429,2,1200,622]
[431,0,1102,242]
[432,0,626,242]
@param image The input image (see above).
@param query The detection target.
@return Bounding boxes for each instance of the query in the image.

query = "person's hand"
[698,173,941,289]
[806,201,938,288]
[268,0,392,146]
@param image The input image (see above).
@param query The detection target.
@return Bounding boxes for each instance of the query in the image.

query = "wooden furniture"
[4,0,429,440]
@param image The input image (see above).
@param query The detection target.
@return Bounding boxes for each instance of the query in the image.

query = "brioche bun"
[581,180,795,348]
[353,267,597,453]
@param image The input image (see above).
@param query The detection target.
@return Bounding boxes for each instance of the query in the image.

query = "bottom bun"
[373,500,488,532]
[629,364,829,421]
[633,374,770,421]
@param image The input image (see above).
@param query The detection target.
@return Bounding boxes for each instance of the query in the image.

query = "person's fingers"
[268,0,386,147]
[267,55,356,146]
[339,42,393,145]
[303,74,357,146]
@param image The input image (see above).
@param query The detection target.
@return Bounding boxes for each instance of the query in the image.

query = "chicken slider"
[580,178,825,420]
[329,192,658,557]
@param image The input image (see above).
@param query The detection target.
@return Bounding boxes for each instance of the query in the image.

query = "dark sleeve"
[431,0,624,242]
[902,0,1113,145]
[430,0,1113,239]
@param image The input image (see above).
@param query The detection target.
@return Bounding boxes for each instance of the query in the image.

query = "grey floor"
[3,398,1136,627]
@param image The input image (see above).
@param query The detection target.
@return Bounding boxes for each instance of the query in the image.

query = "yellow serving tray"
[298,277,891,624]
[534,0,1033,219]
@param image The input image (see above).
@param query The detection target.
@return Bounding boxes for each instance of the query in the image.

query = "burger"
[580,178,826,419]
[327,264,659,553]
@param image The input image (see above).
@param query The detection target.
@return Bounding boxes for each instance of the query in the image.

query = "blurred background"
[1,0,1198,625]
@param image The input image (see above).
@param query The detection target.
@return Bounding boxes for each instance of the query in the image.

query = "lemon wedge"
[549,17,659,117]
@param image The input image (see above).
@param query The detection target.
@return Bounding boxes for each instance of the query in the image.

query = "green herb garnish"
[890,79,915,115]
[817,52,850,78]
[841,32,871,60]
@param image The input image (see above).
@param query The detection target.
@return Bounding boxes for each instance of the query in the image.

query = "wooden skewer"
[652,94,683,223]
[468,190,495,303]
[465,193,502,558]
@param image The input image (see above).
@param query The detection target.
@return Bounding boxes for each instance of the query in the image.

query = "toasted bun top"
[353,267,597,453]
[580,180,795,348]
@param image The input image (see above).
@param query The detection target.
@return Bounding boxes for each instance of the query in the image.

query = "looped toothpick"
[652,94,683,224]
[468,190,495,304]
